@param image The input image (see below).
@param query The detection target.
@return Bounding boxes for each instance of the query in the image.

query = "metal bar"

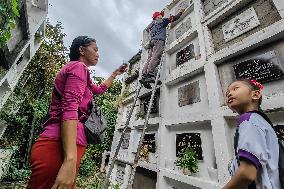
[126,52,165,189]
[105,28,169,189]
[115,159,134,166]
[102,83,142,189]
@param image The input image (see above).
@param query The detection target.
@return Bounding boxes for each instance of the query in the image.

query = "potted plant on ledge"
[176,148,198,175]
[135,110,145,120]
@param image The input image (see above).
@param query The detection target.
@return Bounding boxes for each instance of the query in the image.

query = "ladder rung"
[115,159,134,166]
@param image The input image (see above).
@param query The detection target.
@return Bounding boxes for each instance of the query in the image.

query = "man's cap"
[152,11,164,19]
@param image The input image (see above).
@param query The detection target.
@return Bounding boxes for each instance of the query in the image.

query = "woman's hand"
[112,64,128,77]
[103,64,128,88]
[51,159,77,189]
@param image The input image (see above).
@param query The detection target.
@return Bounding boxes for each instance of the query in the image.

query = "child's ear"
[252,90,262,101]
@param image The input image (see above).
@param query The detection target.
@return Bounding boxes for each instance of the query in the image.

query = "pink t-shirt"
[40,61,108,146]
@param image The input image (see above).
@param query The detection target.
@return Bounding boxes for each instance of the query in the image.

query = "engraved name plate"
[222,7,260,42]
[115,163,126,184]
[175,0,189,15]
[121,132,130,149]
[178,81,201,106]
[233,58,284,83]
[176,44,195,66]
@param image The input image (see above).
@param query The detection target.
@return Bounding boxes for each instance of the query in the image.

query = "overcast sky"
[48,0,169,78]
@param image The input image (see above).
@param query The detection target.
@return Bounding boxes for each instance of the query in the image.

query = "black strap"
[44,87,94,125]
[234,128,239,159]
[53,86,62,100]
[41,87,62,126]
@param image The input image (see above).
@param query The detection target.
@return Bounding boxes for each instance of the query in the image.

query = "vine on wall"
[0,0,20,47]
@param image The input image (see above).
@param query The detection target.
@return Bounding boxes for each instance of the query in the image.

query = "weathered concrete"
[211,0,282,52]
[108,0,284,188]
[0,0,48,110]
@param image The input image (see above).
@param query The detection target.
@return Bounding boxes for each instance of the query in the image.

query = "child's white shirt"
[229,112,280,189]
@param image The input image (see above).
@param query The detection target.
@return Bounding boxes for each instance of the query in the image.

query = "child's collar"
[246,110,273,126]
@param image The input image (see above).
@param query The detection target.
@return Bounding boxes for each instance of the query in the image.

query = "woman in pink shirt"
[27,36,127,189]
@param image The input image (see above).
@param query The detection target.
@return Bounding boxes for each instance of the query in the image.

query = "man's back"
[148,18,168,41]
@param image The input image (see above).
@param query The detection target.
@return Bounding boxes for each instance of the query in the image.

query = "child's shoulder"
[238,112,271,131]
[237,112,254,126]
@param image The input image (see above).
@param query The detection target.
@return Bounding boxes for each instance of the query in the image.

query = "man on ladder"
[103,9,187,189]
[139,9,186,89]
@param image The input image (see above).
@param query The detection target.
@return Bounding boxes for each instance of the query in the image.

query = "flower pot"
[182,168,192,175]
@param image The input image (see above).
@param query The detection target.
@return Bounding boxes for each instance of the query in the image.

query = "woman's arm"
[61,120,77,161]
[91,64,127,95]
[103,64,127,88]
[52,120,78,189]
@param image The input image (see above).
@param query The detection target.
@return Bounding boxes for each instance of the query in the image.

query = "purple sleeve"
[90,81,108,95]
[61,64,88,121]
[238,149,262,169]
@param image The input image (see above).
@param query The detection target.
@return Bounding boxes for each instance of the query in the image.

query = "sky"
[48,0,169,78]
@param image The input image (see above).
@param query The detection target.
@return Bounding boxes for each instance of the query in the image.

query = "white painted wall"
[0,0,48,110]
[108,0,284,188]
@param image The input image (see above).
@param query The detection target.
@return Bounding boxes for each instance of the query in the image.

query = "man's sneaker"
[139,78,152,89]
[144,76,155,83]
[148,78,162,85]
[142,74,148,79]
[145,74,162,85]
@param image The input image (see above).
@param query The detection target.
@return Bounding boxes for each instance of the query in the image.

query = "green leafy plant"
[0,0,21,47]
[0,21,68,185]
[77,170,121,189]
[176,148,198,174]
[135,110,145,120]
[0,20,123,186]
[140,144,149,161]
[78,77,122,179]
[113,88,130,108]
[2,158,31,182]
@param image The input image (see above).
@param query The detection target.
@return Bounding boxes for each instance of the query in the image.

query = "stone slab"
[176,44,195,66]
[222,7,260,42]
[175,0,190,15]
[115,163,126,184]
[211,0,282,52]
[203,0,228,16]
[142,133,156,153]
[233,57,284,83]
[176,133,203,160]
[178,81,201,107]
[218,40,284,102]
[121,132,130,149]
[141,93,159,115]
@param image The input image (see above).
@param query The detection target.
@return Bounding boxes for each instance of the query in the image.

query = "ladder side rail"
[126,52,165,188]
[103,83,142,189]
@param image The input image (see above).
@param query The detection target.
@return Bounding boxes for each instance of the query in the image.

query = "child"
[224,79,281,189]
[140,9,185,89]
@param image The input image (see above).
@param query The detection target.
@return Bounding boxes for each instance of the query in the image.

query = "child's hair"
[69,36,96,61]
[235,79,263,110]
